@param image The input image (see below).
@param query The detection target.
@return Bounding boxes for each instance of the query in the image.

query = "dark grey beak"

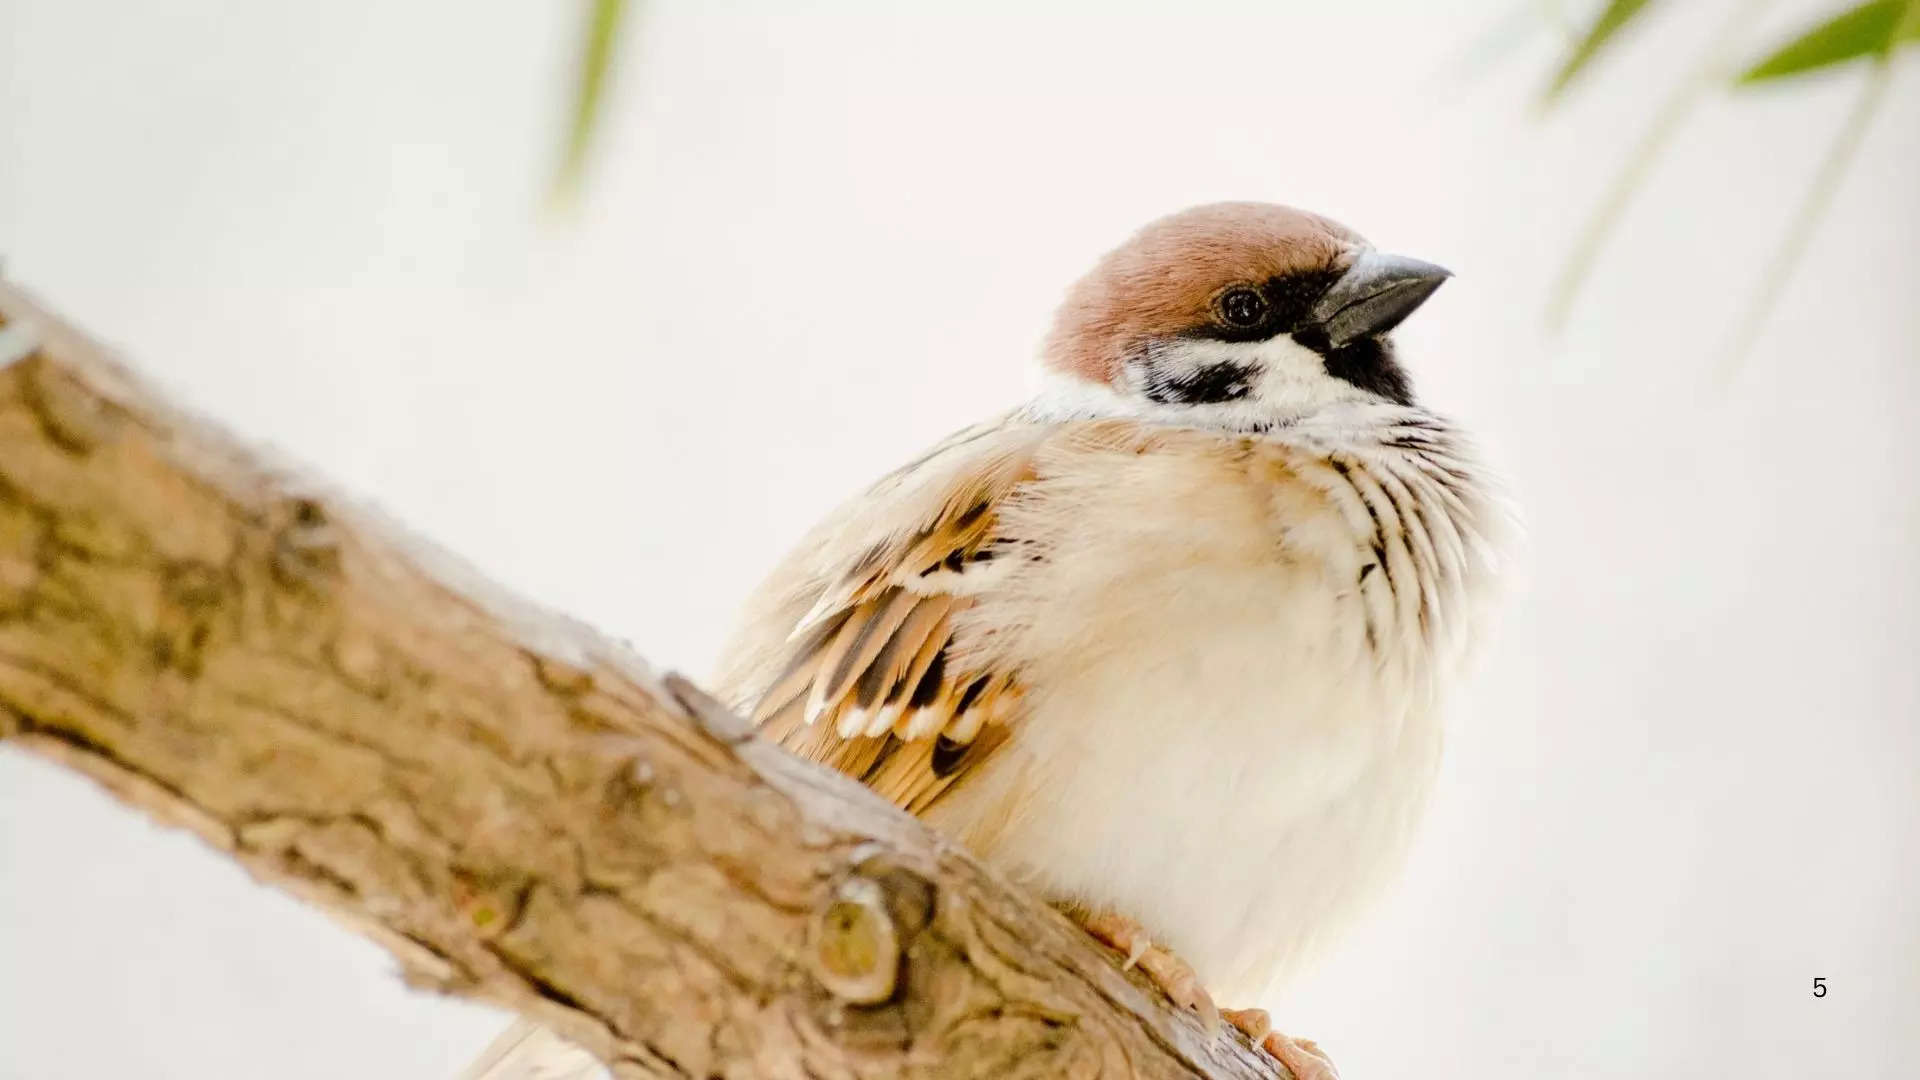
[1303,250,1451,348]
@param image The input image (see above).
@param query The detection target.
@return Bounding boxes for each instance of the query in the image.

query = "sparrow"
[468,202,1511,1080]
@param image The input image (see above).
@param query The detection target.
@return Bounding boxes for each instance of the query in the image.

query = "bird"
[466,202,1512,1080]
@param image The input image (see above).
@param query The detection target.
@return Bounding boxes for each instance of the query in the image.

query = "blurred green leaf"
[1899,0,1920,37]
[553,0,629,204]
[1545,0,1762,328]
[1545,0,1660,102]
[1738,0,1920,83]
[1721,58,1893,376]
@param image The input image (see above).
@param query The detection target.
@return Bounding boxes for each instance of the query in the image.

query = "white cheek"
[1242,335,1361,412]
[1138,336,1367,425]
[1024,336,1371,430]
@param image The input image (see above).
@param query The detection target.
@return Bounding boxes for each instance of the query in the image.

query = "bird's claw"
[1076,910,1221,1032]
[1224,1007,1340,1080]
[1262,1032,1338,1080]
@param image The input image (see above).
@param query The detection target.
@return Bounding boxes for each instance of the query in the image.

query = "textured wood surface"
[0,283,1285,1080]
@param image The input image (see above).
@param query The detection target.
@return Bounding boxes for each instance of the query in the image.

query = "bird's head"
[1039,202,1450,427]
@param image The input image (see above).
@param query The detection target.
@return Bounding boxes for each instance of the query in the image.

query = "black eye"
[1217,287,1268,328]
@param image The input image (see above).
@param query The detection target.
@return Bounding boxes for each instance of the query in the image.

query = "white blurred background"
[1,1,1915,1077]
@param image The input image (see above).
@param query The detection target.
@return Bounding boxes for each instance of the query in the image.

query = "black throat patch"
[1298,331,1414,406]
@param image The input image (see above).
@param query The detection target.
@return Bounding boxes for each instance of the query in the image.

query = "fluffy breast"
[929,413,1507,998]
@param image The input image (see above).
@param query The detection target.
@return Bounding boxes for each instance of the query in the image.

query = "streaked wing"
[720,417,1046,815]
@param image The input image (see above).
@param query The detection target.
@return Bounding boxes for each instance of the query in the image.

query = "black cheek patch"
[1143,359,1259,405]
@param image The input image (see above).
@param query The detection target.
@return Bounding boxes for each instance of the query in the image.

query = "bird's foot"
[1223,1008,1340,1080]
[1063,906,1334,1077]
[1071,909,1221,1032]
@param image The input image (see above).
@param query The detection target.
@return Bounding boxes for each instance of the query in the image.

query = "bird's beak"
[1302,250,1451,348]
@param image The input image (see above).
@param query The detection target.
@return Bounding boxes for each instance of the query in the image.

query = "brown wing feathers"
[750,438,1037,815]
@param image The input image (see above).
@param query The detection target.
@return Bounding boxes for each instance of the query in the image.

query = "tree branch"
[0,283,1283,1079]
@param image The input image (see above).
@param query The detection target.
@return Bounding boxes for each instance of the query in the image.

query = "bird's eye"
[1217,287,1268,328]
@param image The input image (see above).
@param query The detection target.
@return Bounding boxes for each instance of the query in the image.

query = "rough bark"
[0,283,1284,1079]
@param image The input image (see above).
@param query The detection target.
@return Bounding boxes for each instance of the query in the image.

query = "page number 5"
[1813,978,1827,998]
